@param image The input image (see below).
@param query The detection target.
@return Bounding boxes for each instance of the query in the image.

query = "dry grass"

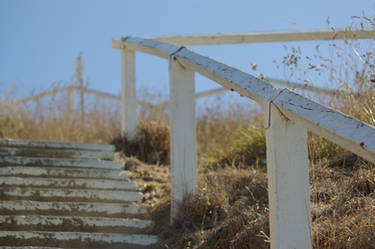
[0,85,120,143]
[112,120,170,165]
[147,159,374,249]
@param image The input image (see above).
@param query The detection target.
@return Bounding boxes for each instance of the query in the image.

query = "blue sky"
[0,0,374,100]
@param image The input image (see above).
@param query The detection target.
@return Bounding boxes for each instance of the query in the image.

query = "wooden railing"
[0,77,336,114]
[112,29,375,249]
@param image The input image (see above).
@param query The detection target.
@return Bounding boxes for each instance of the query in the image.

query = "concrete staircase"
[0,139,158,248]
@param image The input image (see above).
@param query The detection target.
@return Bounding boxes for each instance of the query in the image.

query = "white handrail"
[114,36,375,161]
[113,32,375,249]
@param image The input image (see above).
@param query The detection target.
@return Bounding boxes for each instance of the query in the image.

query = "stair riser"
[0,139,115,152]
[0,139,156,248]
[0,201,146,218]
[0,177,136,190]
[0,157,123,170]
[0,167,129,180]
[0,231,158,249]
[0,148,114,160]
[0,247,68,249]
[0,188,142,203]
[0,216,152,233]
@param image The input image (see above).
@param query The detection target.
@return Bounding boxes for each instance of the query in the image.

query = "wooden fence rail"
[112,29,375,249]
[0,77,337,112]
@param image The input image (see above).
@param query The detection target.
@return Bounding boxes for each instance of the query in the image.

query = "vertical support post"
[169,56,197,223]
[121,48,137,140]
[264,103,312,249]
[80,86,85,124]
[67,87,75,121]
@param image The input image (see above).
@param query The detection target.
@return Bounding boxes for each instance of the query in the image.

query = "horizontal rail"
[0,87,71,110]
[146,29,375,46]
[113,31,375,248]
[0,86,153,110]
[71,87,120,101]
[266,78,340,96]
[114,37,375,163]
[197,78,341,98]
[0,79,344,112]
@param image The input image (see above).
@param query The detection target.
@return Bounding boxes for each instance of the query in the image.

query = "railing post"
[169,55,197,223]
[67,87,75,121]
[263,103,312,249]
[121,48,137,140]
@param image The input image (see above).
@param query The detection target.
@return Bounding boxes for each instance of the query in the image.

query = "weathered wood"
[148,29,375,46]
[66,87,75,121]
[0,176,136,190]
[113,35,375,249]
[173,47,375,162]
[0,166,128,180]
[0,231,159,247]
[0,87,71,110]
[264,103,312,249]
[72,86,120,100]
[0,215,153,233]
[169,56,197,223]
[0,187,142,202]
[121,48,137,140]
[0,200,146,217]
[175,47,279,106]
[113,37,182,59]
[273,90,375,162]
[266,77,340,96]
[0,147,114,160]
[0,156,123,170]
[0,138,115,152]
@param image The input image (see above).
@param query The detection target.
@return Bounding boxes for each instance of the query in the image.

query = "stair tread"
[0,147,114,160]
[0,139,156,248]
[0,166,129,180]
[0,176,136,190]
[0,200,147,217]
[0,247,75,249]
[0,187,143,203]
[0,156,123,170]
[0,231,159,247]
[0,139,115,152]
[0,215,153,232]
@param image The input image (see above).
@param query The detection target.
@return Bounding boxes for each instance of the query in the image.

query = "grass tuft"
[112,120,170,165]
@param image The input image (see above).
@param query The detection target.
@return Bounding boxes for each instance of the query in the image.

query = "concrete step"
[0,147,114,160]
[0,177,136,190]
[0,187,143,203]
[0,156,123,170]
[0,231,159,248]
[0,247,71,249]
[0,139,115,152]
[0,215,153,233]
[0,166,129,180]
[0,200,147,218]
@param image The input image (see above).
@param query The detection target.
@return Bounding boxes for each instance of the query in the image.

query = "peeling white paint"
[0,147,114,160]
[0,187,142,202]
[0,200,146,216]
[264,104,312,249]
[0,231,159,246]
[0,215,153,230]
[169,56,197,222]
[0,166,129,180]
[0,177,136,190]
[0,139,115,152]
[0,156,123,170]
[112,36,375,249]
